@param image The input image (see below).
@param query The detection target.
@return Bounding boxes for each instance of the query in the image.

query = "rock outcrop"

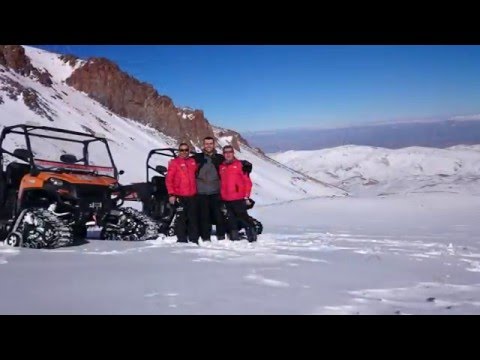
[0,45,52,87]
[216,128,252,151]
[66,57,214,145]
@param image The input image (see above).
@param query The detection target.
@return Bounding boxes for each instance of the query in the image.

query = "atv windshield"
[1,126,117,178]
[29,133,115,177]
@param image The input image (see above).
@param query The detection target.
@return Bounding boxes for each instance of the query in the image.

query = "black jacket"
[193,152,225,177]
[193,151,253,176]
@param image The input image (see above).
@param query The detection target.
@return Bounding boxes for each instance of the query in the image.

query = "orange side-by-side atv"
[0,124,160,249]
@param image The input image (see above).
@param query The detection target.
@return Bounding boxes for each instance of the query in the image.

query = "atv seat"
[151,176,167,196]
[5,162,31,189]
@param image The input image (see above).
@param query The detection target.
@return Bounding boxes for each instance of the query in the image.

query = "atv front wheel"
[4,231,22,247]
[4,208,74,249]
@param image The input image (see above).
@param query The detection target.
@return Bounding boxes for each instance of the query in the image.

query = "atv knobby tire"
[3,208,73,249]
[101,207,161,241]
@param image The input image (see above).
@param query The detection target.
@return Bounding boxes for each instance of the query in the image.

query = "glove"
[241,160,252,174]
[220,202,228,216]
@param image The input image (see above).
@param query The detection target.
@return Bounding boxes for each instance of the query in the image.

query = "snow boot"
[245,226,257,243]
[228,230,240,241]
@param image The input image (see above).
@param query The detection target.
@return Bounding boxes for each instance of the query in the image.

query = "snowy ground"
[1,193,479,315]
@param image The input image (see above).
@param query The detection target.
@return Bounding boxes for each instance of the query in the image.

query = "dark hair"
[222,145,234,152]
[179,143,189,149]
[203,136,215,143]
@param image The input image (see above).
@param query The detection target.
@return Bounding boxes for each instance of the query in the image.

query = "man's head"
[203,136,215,154]
[222,145,235,162]
[178,143,190,158]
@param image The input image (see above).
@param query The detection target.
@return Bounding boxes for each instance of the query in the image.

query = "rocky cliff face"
[0,45,52,86]
[0,45,31,75]
[215,128,252,151]
[65,57,214,145]
[0,45,56,120]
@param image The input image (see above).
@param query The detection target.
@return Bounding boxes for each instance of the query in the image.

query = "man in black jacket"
[194,136,226,241]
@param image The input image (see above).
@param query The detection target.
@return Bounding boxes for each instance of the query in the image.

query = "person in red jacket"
[219,145,257,242]
[166,143,199,244]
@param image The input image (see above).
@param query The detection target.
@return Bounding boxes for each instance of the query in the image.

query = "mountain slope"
[213,127,347,203]
[0,45,344,203]
[271,145,480,196]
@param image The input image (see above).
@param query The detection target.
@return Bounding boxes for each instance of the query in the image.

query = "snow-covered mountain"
[0,45,344,204]
[3,46,480,315]
[271,145,480,196]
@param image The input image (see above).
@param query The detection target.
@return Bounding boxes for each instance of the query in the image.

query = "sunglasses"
[179,149,189,152]
[223,150,234,154]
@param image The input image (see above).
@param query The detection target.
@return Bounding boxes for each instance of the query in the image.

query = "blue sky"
[37,45,480,132]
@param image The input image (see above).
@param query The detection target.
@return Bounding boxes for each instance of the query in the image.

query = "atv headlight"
[48,177,64,187]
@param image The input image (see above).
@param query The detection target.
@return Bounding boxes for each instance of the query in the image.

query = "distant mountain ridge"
[245,119,480,152]
[271,145,480,196]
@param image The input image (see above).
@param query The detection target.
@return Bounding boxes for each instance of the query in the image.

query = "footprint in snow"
[244,274,290,288]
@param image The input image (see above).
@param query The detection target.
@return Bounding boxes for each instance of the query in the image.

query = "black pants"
[197,193,226,240]
[224,199,255,233]
[175,195,199,243]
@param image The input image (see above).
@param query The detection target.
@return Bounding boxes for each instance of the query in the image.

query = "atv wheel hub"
[5,232,22,247]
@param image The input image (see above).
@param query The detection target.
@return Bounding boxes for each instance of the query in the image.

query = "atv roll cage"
[0,124,120,179]
[146,148,196,181]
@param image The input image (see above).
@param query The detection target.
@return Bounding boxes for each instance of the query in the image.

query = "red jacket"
[166,156,198,197]
[219,159,253,201]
